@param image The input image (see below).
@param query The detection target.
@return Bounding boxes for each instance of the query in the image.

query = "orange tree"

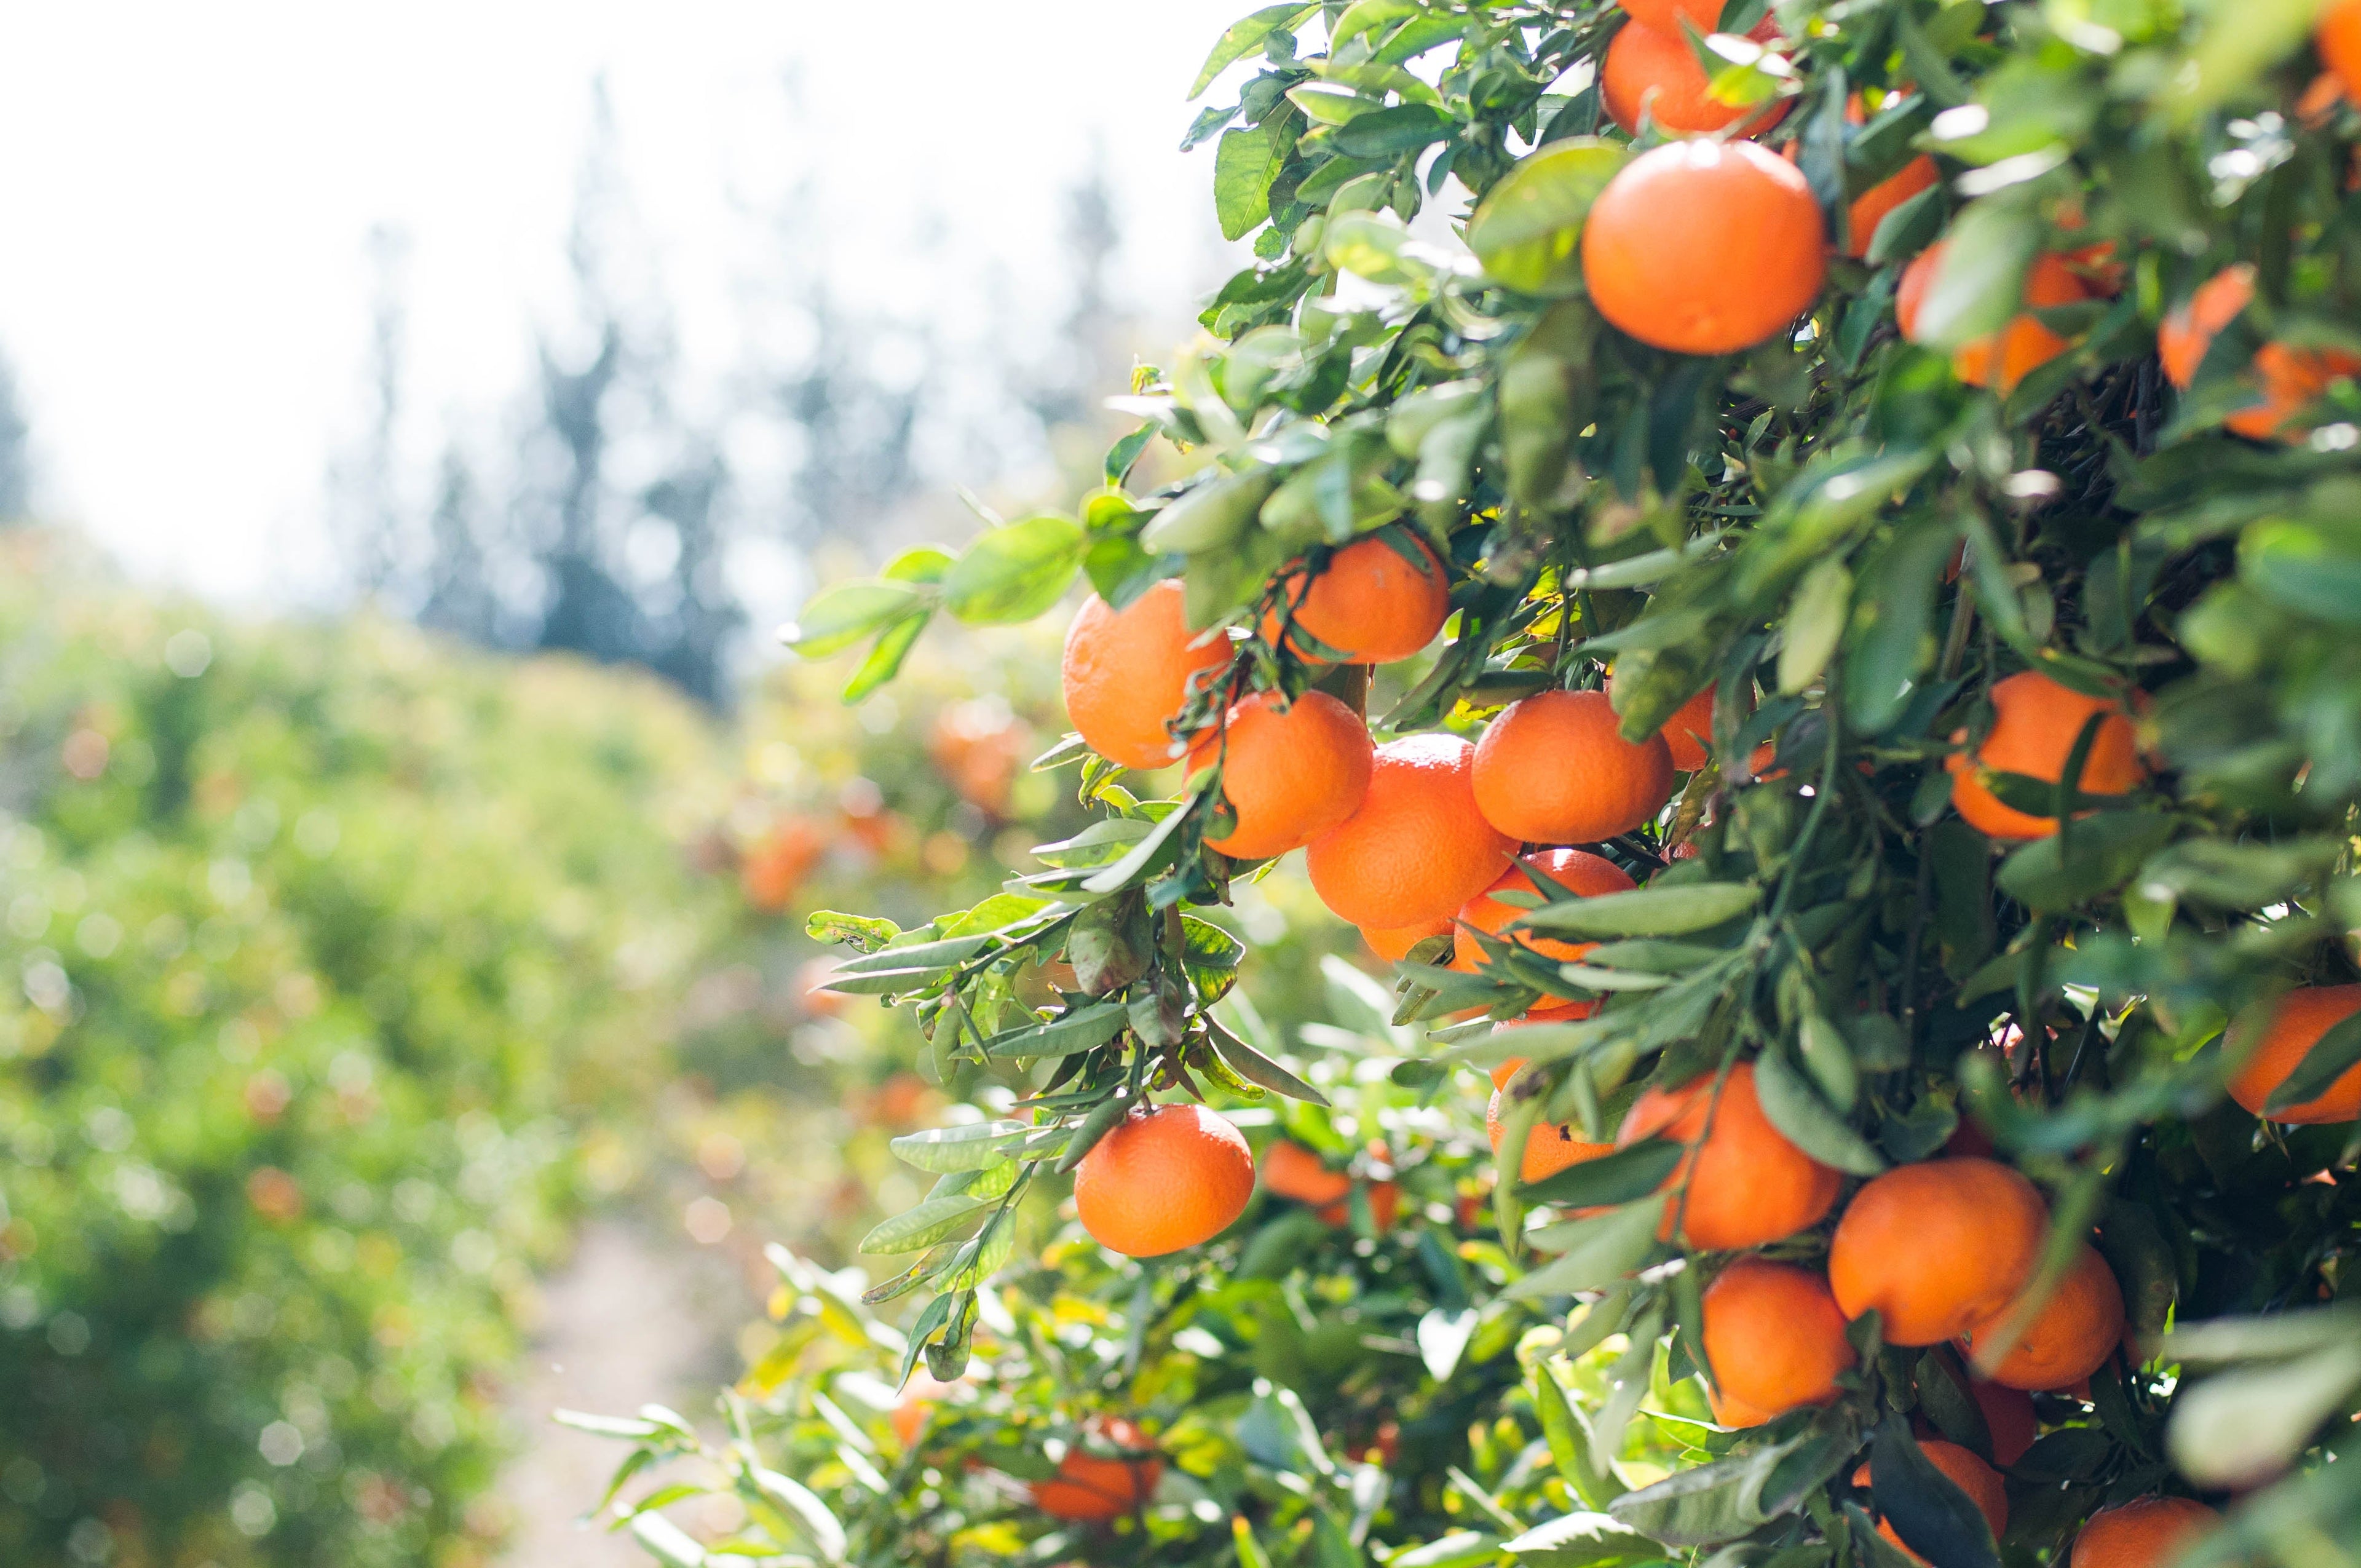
[585,2,2361,1564]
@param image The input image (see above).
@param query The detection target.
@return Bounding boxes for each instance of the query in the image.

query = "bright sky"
[0,1,1252,604]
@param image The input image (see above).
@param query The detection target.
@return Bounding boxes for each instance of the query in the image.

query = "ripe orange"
[1829,1158,2049,1345]
[1451,849,1635,995]
[1602,20,1789,138]
[1472,689,1674,847]
[1584,139,1827,356]
[1489,1053,1529,1091]
[742,815,826,912]
[2323,1,2361,101]
[1608,668,1727,774]
[2225,984,2361,1124]
[1621,0,1722,29]
[1701,1259,1857,1421]
[1854,1440,2007,1564]
[1709,1383,1776,1430]
[1261,1140,1400,1230]
[1898,243,2090,393]
[1361,917,1452,963]
[1072,1103,1255,1257]
[1945,670,2145,841]
[2070,1497,2222,1568]
[1487,1088,1614,1184]
[1963,1242,2126,1390]
[1307,734,1516,927]
[1973,1377,2038,1467]
[2159,264,2361,440]
[1032,1416,1163,1522]
[1848,154,1939,259]
[1265,533,1451,665]
[1061,582,1230,772]
[1616,1062,1841,1249]
[1189,689,1373,860]
[890,1368,965,1447]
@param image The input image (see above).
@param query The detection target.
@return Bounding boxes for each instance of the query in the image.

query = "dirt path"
[495,1216,749,1567]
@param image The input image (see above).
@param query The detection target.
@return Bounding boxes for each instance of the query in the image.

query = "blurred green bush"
[0,534,736,1568]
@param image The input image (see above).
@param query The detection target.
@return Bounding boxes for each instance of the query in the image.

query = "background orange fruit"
[1450,849,1635,1012]
[1701,1259,1857,1421]
[1583,138,1827,355]
[1190,689,1373,860]
[1262,1140,1398,1229]
[1848,154,1938,258]
[1307,734,1516,927]
[1265,533,1450,664]
[1855,1440,2007,1564]
[1899,244,2090,392]
[2159,264,2361,441]
[1472,689,1674,847]
[2069,1497,2221,1568]
[1829,1158,2049,1344]
[1031,1416,1163,1522]
[1963,1241,2126,1390]
[1973,1378,2038,1467]
[1072,1103,1255,1257]
[2322,0,2361,100]
[1946,670,2144,841]
[1487,1088,1613,1184]
[1616,1062,1840,1249]
[1061,582,1230,771]
[2226,984,2361,1124]
[1620,0,1723,28]
[1602,20,1789,138]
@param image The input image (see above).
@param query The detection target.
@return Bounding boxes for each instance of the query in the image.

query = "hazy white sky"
[0,1,1252,603]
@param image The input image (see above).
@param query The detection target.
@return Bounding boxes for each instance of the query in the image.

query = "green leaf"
[983,1000,1129,1061]
[1508,1199,1665,1299]
[1216,122,1288,241]
[1867,1420,1999,1568]
[1843,523,1958,735]
[1994,812,2177,911]
[1908,199,2039,352]
[554,1409,666,1439]
[2239,518,2361,625]
[887,1121,1032,1173]
[1333,103,1452,159]
[1607,1434,1808,1546]
[749,1467,848,1563]
[1190,4,1316,98]
[628,1511,710,1567]
[1208,1015,1331,1104]
[2166,1337,2361,1489]
[1519,1139,1682,1207]
[783,580,926,657]
[2262,1009,2361,1117]
[941,515,1085,625]
[1499,1511,1650,1567]
[857,1193,995,1255]
[841,608,928,702]
[1466,140,1627,296]
[1753,1044,1886,1176]
[1516,883,1760,938]
[1779,557,1851,695]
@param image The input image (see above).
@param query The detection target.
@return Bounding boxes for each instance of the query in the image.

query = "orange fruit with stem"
[1898,243,2090,393]
[1848,154,1939,259]
[1472,689,1674,847]
[2070,1497,2222,1568]
[1854,1440,2007,1564]
[2159,264,2361,440]
[1450,849,1635,1013]
[1264,533,1451,664]
[1032,1416,1163,1522]
[1584,138,1827,357]
[1072,1103,1255,1257]
[1190,689,1373,860]
[1945,670,2144,841]
[1616,1062,1841,1249]
[1963,1242,2126,1390]
[1829,1157,2049,1344]
[1701,1259,1857,1422]
[1602,18,1789,138]
[2225,984,2361,1124]
[1061,582,1229,771]
[1308,734,1516,927]
[1487,1088,1613,1184]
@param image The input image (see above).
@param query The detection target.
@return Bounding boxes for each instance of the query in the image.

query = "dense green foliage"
[623,1,2361,1565]
[0,536,735,1567]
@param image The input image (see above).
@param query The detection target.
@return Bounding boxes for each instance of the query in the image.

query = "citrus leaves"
[1516,882,1759,939]
[783,521,1085,699]
[1466,139,1627,296]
